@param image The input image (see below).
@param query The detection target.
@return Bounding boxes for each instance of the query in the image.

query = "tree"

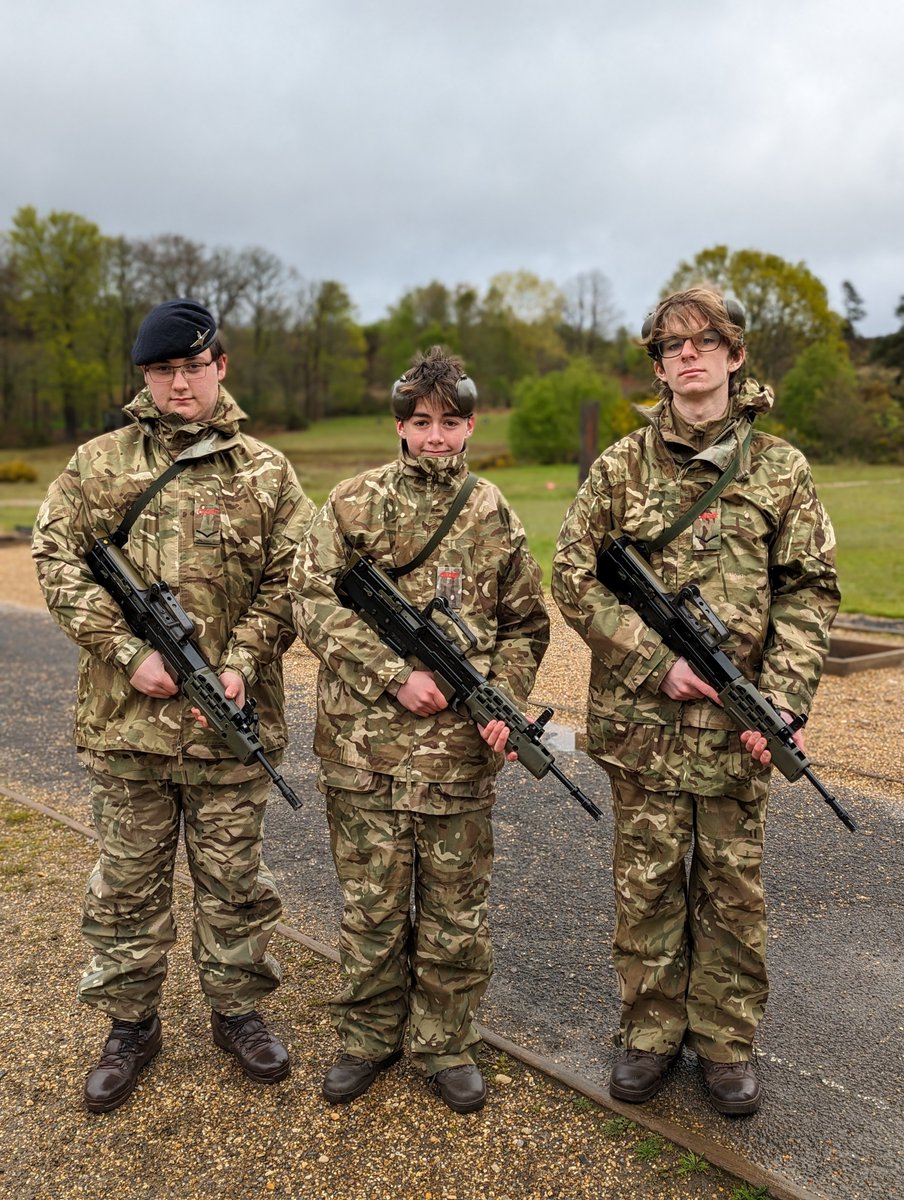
[227,247,296,419]
[663,246,841,384]
[477,271,568,401]
[509,358,632,464]
[100,236,155,410]
[841,280,866,332]
[776,337,857,456]
[774,337,903,461]
[374,282,459,386]
[562,269,619,354]
[132,233,210,304]
[292,280,366,424]
[8,206,109,439]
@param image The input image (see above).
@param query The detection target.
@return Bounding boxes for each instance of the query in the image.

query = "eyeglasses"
[657,330,723,359]
[144,358,215,382]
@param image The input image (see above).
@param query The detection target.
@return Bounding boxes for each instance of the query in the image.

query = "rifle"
[85,533,301,811]
[336,552,601,821]
[595,535,855,832]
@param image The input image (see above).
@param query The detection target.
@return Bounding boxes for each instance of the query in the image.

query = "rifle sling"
[110,457,195,547]
[386,472,479,579]
[643,422,754,552]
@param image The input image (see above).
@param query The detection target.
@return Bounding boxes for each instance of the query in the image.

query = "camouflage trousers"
[609,772,770,1062]
[80,767,283,1022]
[326,790,494,1076]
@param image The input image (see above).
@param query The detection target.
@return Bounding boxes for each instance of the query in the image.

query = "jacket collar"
[398,443,470,486]
[641,379,773,480]
[124,386,249,459]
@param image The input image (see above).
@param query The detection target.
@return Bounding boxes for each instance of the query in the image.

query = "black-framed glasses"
[657,330,723,359]
[144,358,215,382]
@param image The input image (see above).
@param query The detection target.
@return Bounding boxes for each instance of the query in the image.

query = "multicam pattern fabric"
[80,766,283,1021]
[552,381,839,1058]
[33,387,314,759]
[552,380,840,794]
[294,444,546,1068]
[325,787,494,1074]
[33,385,312,1020]
[292,446,549,785]
[609,773,769,1061]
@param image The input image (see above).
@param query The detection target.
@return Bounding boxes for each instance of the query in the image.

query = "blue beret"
[131,299,217,365]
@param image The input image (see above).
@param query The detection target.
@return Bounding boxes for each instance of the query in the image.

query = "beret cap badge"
[131,299,217,365]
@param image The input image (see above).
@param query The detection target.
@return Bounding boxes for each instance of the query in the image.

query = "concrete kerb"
[1,783,829,1200]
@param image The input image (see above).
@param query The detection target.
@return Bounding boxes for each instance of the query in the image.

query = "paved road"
[3,602,902,1200]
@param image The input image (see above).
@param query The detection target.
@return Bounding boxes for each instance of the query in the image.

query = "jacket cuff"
[222,647,258,687]
[383,664,414,697]
[762,689,808,720]
[627,640,677,695]
[117,640,154,675]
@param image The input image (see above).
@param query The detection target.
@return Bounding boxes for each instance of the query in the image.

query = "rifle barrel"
[804,767,856,832]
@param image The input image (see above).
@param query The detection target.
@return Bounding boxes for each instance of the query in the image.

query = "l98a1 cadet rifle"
[336,552,601,821]
[595,534,855,832]
[86,533,301,811]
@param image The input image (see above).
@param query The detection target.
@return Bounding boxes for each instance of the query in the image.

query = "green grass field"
[2,416,902,616]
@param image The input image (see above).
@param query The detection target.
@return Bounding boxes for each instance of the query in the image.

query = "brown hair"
[641,287,746,401]
[391,345,476,420]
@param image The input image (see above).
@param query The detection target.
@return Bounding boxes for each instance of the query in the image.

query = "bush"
[509,359,633,463]
[0,460,38,482]
[778,340,904,461]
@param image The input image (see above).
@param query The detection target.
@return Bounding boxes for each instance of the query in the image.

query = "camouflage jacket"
[33,387,314,760]
[292,447,549,785]
[552,381,840,790]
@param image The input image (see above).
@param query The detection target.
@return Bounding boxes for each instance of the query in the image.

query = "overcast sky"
[3,0,902,336]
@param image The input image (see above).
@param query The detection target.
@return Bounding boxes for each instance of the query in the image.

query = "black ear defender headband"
[641,296,747,348]
[391,372,478,406]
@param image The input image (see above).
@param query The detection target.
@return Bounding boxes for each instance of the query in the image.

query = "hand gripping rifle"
[336,552,601,821]
[595,535,855,831]
[85,533,301,811]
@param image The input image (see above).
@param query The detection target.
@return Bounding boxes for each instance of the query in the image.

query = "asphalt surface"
[3,602,902,1200]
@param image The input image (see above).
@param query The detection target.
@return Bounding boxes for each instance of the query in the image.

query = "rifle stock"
[596,535,855,832]
[86,534,301,811]
[336,552,601,821]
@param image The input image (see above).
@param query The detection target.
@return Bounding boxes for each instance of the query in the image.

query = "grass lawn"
[2,417,902,617]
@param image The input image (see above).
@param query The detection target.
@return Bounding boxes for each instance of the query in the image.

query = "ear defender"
[391,373,478,404]
[455,373,478,404]
[723,297,746,329]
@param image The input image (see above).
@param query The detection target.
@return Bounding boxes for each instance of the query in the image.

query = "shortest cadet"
[33,299,314,1112]
[292,346,549,1113]
[552,288,839,1116]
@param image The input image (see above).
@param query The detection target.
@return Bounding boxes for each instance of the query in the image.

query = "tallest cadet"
[552,288,839,1116]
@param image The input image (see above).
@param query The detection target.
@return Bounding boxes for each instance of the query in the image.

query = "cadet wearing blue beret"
[131,298,218,365]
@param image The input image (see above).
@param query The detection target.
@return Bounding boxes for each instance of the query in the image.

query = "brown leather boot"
[84,1016,162,1113]
[211,1010,290,1083]
[609,1048,678,1103]
[700,1058,762,1116]
[322,1049,404,1104]
[431,1065,487,1114]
